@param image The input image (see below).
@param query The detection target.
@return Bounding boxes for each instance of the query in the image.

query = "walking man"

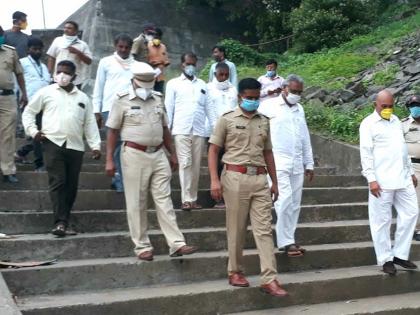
[259,74,314,256]
[208,78,288,297]
[208,45,237,87]
[360,89,418,275]
[23,60,101,236]
[106,61,198,261]
[165,52,216,210]
[147,28,170,93]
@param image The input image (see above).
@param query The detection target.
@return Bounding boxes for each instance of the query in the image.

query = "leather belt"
[225,164,267,175]
[124,141,163,153]
[0,89,14,96]
[412,158,420,164]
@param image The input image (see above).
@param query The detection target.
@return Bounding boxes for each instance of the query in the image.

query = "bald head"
[375,89,394,115]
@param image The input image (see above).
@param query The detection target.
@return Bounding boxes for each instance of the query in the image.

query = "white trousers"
[174,135,205,203]
[368,184,418,265]
[272,170,305,248]
[413,163,420,228]
[121,146,186,256]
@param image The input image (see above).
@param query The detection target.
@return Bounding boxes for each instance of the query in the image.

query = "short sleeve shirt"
[106,89,168,146]
[0,45,23,89]
[402,116,420,158]
[209,107,272,166]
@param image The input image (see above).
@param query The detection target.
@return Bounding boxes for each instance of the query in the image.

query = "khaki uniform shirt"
[106,87,168,146]
[131,34,148,62]
[209,107,272,167]
[402,116,420,159]
[0,44,23,90]
[147,42,170,82]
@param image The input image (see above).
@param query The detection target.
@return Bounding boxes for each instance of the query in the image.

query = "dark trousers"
[43,139,84,227]
[17,113,44,169]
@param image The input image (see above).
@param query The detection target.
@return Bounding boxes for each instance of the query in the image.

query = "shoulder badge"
[401,116,410,122]
[2,44,16,50]
[258,113,270,120]
[151,90,163,98]
[222,109,235,116]
[116,91,129,99]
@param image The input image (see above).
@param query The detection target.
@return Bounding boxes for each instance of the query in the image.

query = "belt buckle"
[145,146,156,153]
[246,166,257,175]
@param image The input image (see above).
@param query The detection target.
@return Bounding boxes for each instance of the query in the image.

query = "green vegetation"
[370,64,400,86]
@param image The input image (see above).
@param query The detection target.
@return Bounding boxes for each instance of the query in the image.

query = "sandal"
[295,244,306,253]
[181,202,192,211]
[191,201,203,209]
[285,244,304,257]
[51,223,66,237]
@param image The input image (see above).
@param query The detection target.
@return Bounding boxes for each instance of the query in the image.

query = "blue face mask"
[0,36,4,46]
[266,70,276,78]
[240,99,260,112]
[410,106,420,119]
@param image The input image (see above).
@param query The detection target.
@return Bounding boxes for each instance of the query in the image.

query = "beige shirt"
[106,87,168,146]
[209,107,272,167]
[0,44,23,90]
[22,84,101,152]
[402,116,420,159]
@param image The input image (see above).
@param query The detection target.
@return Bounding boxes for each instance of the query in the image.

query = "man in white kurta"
[359,89,418,275]
[259,74,314,256]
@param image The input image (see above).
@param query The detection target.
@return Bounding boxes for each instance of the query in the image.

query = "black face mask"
[31,52,42,60]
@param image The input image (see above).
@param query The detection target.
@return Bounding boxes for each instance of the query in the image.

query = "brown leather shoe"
[138,251,154,261]
[260,280,288,297]
[228,272,250,287]
[170,245,198,257]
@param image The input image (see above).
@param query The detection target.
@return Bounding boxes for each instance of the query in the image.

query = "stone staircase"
[1,140,420,315]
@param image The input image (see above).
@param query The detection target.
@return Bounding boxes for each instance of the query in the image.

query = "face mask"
[286,93,301,105]
[0,36,4,46]
[409,106,420,119]
[266,70,276,78]
[240,99,260,112]
[145,35,154,42]
[135,87,152,100]
[64,34,77,41]
[184,65,196,77]
[214,78,230,90]
[54,73,72,87]
[152,39,161,46]
[380,108,393,120]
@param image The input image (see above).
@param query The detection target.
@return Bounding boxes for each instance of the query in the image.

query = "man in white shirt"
[165,52,216,210]
[208,45,237,88]
[47,21,92,89]
[360,89,419,275]
[207,62,237,208]
[92,33,134,193]
[259,74,314,257]
[16,37,51,171]
[258,59,284,103]
[23,60,101,237]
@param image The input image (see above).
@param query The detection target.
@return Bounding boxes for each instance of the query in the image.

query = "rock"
[387,82,411,96]
[339,89,356,103]
[305,89,328,101]
[403,63,420,75]
[347,81,367,97]
[323,95,337,106]
[366,85,385,96]
[409,73,420,82]
[302,86,322,99]
[361,72,374,82]
[393,48,403,55]
[352,96,369,108]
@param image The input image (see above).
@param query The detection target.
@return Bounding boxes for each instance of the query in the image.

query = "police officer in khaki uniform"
[105,61,198,261]
[0,25,28,183]
[208,78,288,297]
[402,95,420,241]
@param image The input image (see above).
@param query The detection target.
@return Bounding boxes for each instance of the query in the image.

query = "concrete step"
[228,291,420,315]
[0,203,369,234]
[0,173,366,190]
[15,262,420,315]
[4,242,420,297]
[0,187,368,211]
[0,220,386,261]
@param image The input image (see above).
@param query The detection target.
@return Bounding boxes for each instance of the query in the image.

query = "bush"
[217,39,266,66]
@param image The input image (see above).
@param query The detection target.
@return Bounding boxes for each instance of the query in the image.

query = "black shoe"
[414,231,420,241]
[3,175,18,183]
[382,261,397,275]
[393,257,418,270]
[51,223,66,237]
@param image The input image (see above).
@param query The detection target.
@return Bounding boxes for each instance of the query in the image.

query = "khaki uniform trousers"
[174,135,205,203]
[222,169,278,285]
[413,163,420,229]
[0,95,17,176]
[121,146,186,256]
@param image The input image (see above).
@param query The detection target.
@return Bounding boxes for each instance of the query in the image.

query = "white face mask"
[62,34,78,48]
[214,79,230,91]
[145,35,154,42]
[286,93,301,105]
[135,87,152,100]
[54,73,72,87]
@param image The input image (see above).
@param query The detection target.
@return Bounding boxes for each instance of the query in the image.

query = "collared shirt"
[147,41,170,82]
[165,74,216,137]
[0,44,23,90]
[92,54,134,114]
[208,59,238,88]
[259,95,314,174]
[106,87,167,146]
[402,116,420,159]
[20,56,50,100]
[22,84,101,152]
[205,80,238,137]
[258,74,284,102]
[209,107,272,167]
[47,36,93,86]
[359,111,413,189]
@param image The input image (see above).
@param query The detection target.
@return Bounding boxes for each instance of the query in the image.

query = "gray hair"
[283,74,304,87]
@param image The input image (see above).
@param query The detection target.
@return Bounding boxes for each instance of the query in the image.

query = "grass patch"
[370,64,400,86]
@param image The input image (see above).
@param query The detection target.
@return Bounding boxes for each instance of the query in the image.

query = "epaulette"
[2,44,15,50]
[258,112,270,119]
[401,116,410,122]
[222,109,235,116]
[116,91,129,98]
[151,90,163,97]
